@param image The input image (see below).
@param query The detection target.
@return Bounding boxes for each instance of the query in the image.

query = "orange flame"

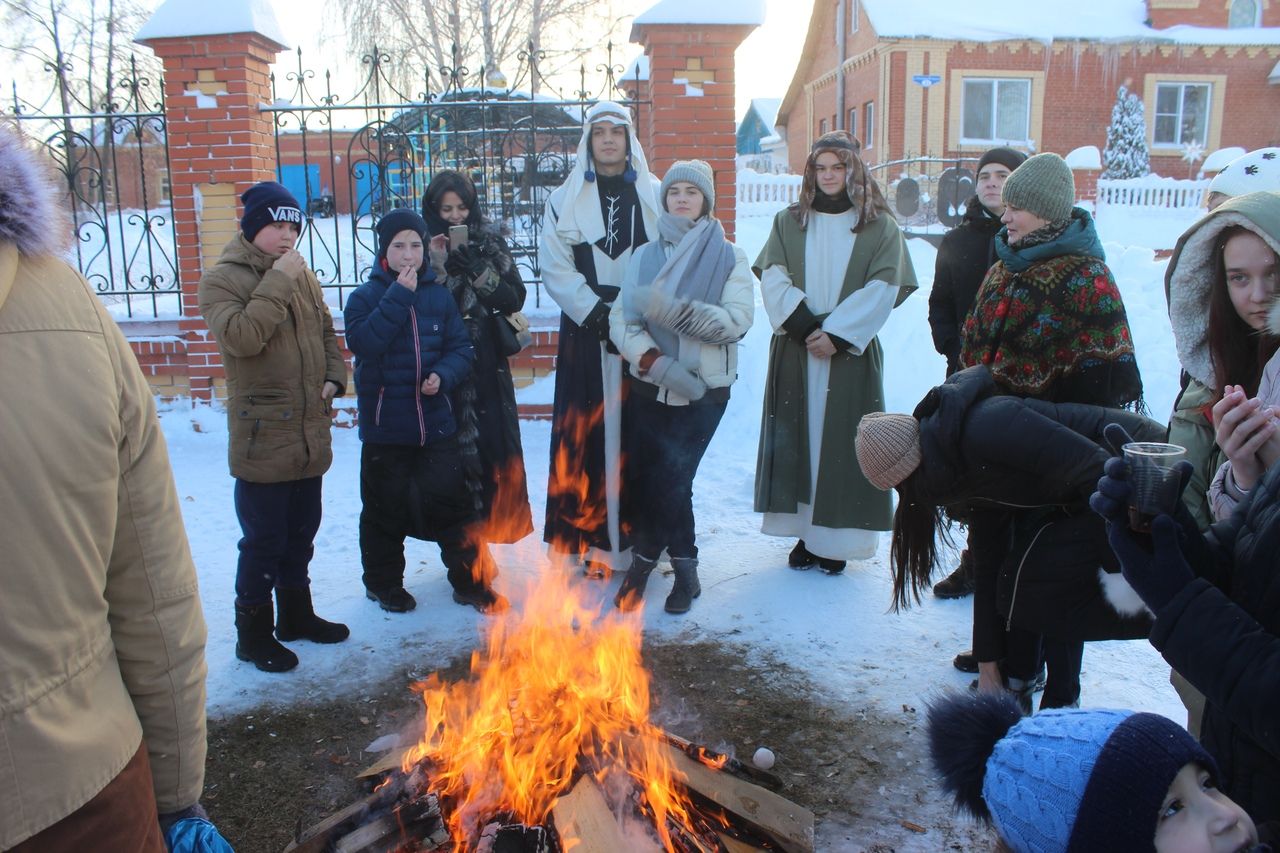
[401,571,698,849]
[546,403,610,556]
[400,404,698,849]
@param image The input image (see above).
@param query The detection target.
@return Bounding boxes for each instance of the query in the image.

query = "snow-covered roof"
[749,98,782,134]
[633,0,765,27]
[861,0,1280,44]
[135,0,288,48]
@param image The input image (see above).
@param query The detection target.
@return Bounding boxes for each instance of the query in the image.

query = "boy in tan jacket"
[199,181,350,672]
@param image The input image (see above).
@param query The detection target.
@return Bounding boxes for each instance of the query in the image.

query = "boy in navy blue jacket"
[344,209,505,613]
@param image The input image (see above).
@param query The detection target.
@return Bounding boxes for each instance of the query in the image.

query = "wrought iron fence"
[869,156,982,236]
[7,54,180,320]
[265,43,648,310]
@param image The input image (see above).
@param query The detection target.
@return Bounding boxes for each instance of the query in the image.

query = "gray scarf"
[626,212,735,364]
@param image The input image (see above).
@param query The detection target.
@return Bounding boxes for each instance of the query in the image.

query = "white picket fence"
[737,168,802,217]
[1096,176,1209,210]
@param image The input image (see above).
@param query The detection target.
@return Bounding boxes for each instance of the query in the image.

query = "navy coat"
[344,265,474,446]
[1153,458,1280,822]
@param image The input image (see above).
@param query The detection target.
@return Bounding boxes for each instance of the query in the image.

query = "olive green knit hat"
[1001,153,1075,222]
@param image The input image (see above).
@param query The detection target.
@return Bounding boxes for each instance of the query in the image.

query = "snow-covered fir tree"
[1102,86,1151,179]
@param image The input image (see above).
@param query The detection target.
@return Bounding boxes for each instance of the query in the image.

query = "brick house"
[776,0,1280,175]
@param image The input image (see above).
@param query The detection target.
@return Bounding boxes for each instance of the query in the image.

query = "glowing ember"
[401,570,699,849]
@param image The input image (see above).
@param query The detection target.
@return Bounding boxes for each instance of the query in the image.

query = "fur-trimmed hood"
[0,124,68,259]
[1166,191,1280,388]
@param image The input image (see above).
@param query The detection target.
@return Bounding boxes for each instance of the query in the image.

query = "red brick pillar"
[631,8,762,241]
[136,23,286,402]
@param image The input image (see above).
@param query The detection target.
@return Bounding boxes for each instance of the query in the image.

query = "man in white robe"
[539,101,660,573]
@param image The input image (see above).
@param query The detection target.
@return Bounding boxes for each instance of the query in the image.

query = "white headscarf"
[552,101,660,244]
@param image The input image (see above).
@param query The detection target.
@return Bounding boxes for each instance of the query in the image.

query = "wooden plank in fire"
[551,775,657,852]
[663,743,815,853]
[357,745,411,779]
[283,789,389,853]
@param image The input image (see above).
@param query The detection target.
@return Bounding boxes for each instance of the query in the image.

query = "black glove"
[444,244,487,280]
[1090,422,1198,540]
[1106,513,1194,613]
[580,300,612,343]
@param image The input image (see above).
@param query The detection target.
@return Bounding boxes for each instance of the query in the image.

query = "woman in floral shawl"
[959,152,1142,713]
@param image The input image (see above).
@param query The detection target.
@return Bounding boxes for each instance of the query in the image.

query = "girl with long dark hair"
[1167,194,1280,530]
[422,170,534,563]
[856,367,1163,709]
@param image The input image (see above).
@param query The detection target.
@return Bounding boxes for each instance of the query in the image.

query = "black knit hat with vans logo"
[240,181,303,241]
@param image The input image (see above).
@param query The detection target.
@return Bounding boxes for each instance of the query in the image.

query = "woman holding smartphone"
[422,170,534,554]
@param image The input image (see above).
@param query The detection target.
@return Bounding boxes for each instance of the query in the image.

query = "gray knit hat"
[855,412,922,490]
[661,160,716,214]
[1001,153,1075,222]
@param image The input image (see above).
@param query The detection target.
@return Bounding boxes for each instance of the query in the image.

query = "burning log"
[661,743,814,853]
[291,546,813,853]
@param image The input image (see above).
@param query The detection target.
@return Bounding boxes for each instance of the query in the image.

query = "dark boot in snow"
[665,557,701,614]
[235,602,298,672]
[932,550,976,598]
[816,556,847,575]
[365,586,417,613]
[275,586,350,644]
[787,540,816,570]
[614,553,659,611]
[451,586,510,614]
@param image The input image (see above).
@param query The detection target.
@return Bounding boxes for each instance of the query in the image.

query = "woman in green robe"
[754,131,917,573]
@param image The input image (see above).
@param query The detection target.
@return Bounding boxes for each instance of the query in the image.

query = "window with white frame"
[1228,0,1260,27]
[819,117,828,135]
[850,0,860,33]
[1154,82,1211,147]
[864,101,874,148]
[961,78,1031,144]
[848,107,857,141]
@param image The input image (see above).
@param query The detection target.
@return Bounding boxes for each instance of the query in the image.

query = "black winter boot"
[275,587,350,644]
[664,557,701,614]
[788,540,816,570]
[614,554,659,612]
[933,550,976,598]
[235,603,298,672]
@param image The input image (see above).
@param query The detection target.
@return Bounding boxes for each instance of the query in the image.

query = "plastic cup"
[1122,442,1187,532]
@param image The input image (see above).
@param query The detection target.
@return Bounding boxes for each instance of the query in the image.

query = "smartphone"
[449,225,469,249]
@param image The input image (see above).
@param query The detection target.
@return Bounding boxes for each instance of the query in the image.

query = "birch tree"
[337,0,626,95]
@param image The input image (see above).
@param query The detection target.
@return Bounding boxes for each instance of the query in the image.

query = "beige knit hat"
[856,412,923,490]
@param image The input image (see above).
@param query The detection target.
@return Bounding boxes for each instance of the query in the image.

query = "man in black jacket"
[927,146,1026,602]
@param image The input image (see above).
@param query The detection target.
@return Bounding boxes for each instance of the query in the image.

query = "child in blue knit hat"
[928,691,1266,853]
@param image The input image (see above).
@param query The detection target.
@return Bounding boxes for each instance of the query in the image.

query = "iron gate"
[265,43,648,310]
[7,55,180,319]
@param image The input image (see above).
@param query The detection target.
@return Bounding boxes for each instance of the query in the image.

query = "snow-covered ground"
[162,203,1189,847]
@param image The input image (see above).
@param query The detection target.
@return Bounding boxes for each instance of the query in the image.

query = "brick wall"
[632,21,758,241]
[782,1,1280,172]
